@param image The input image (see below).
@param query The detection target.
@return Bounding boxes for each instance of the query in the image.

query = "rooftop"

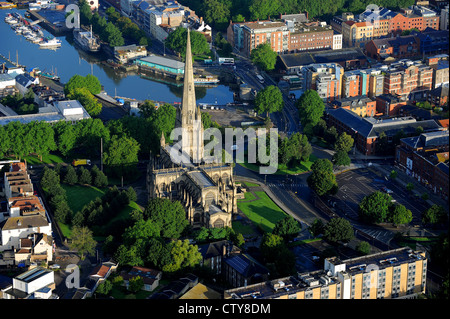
[280,48,367,68]
[138,55,185,70]
[15,267,52,283]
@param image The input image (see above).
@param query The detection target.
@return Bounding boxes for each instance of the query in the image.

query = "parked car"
[381,186,393,194]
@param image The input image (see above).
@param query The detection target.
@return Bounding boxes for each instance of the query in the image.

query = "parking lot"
[334,168,429,226]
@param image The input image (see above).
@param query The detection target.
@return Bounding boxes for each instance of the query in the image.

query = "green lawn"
[62,184,106,215]
[239,191,256,201]
[244,182,260,187]
[237,191,287,232]
[232,220,255,236]
[59,184,142,239]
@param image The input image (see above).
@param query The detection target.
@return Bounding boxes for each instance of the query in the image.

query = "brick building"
[288,22,334,53]
[227,20,289,57]
[382,60,433,99]
[396,130,449,200]
[375,94,408,116]
[365,35,420,61]
[325,107,442,155]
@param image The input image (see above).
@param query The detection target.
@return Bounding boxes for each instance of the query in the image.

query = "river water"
[0,8,235,104]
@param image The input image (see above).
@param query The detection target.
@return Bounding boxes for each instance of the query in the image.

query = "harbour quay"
[27,7,69,36]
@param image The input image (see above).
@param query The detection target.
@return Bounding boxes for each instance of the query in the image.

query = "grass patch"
[239,191,256,201]
[61,184,106,215]
[232,220,255,236]
[288,238,322,247]
[244,182,260,187]
[237,191,287,232]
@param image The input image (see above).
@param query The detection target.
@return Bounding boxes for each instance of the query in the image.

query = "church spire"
[181,28,196,123]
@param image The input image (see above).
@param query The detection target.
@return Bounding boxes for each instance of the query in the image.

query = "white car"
[49,264,60,269]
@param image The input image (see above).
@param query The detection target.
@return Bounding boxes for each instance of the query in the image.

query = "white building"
[2,267,56,299]
[14,74,39,95]
[0,74,16,90]
[332,32,343,50]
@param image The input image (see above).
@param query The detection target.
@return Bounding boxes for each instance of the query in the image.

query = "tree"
[273,215,301,241]
[254,85,284,117]
[307,159,338,196]
[64,165,78,185]
[69,226,97,260]
[358,191,392,224]
[280,132,312,166]
[162,240,202,273]
[40,167,60,191]
[103,135,140,178]
[144,198,189,239]
[53,120,77,157]
[128,276,144,293]
[78,166,92,185]
[123,219,160,246]
[422,205,447,225]
[249,0,281,20]
[201,0,231,29]
[126,186,137,202]
[296,90,325,128]
[388,204,413,226]
[165,27,209,57]
[105,22,124,47]
[334,132,354,153]
[97,280,113,295]
[64,74,101,95]
[250,42,278,71]
[309,218,325,237]
[323,218,354,243]
[67,87,102,117]
[406,183,414,193]
[260,232,296,277]
[332,150,351,167]
[356,241,371,255]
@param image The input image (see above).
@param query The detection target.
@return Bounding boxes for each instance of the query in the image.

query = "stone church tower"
[177,29,204,163]
[147,28,237,229]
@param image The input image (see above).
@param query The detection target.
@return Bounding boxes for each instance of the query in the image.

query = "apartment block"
[224,247,428,299]
[382,60,434,98]
[375,94,408,116]
[288,22,334,53]
[301,63,344,101]
[227,20,289,57]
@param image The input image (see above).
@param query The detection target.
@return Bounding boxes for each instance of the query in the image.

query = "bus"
[256,74,265,83]
[218,57,235,65]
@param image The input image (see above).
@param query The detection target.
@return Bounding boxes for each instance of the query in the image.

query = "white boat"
[39,37,62,48]
[5,17,18,24]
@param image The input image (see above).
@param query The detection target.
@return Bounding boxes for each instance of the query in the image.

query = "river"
[0,7,235,105]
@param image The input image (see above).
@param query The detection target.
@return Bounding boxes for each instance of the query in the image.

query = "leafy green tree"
[128,276,144,293]
[309,218,325,237]
[422,205,447,225]
[123,219,160,246]
[296,90,325,128]
[250,42,278,71]
[64,165,78,185]
[67,87,102,117]
[356,241,371,255]
[78,166,92,185]
[53,120,77,157]
[406,183,414,193]
[97,280,113,295]
[332,150,351,167]
[103,135,140,178]
[114,244,144,267]
[78,0,92,25]
[201,0,231,29]
[254,85,284,117]
[72,211,85,227]
[40,167,60,191]
[307,159,338,196]
[358,191,392,224]
[334,132,354,153]
[249,0,280,20]
[260,232,295,277]
[144,198,189,239]
[165,27,209,57]
[53,200,72,224]
[280,132,312,167]
[162,240,202,273]
[388,204,413,226]
[273,215,301,241]
[64,74,101,95]
[323,217,354,243]
[69,226,97,260]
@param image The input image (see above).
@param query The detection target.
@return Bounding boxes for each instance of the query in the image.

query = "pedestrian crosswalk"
[266,182,307,188]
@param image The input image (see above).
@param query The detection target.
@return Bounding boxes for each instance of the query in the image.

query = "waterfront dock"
[27,8,70,36]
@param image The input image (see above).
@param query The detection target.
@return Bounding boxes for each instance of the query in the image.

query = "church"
[147,29,237,229]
